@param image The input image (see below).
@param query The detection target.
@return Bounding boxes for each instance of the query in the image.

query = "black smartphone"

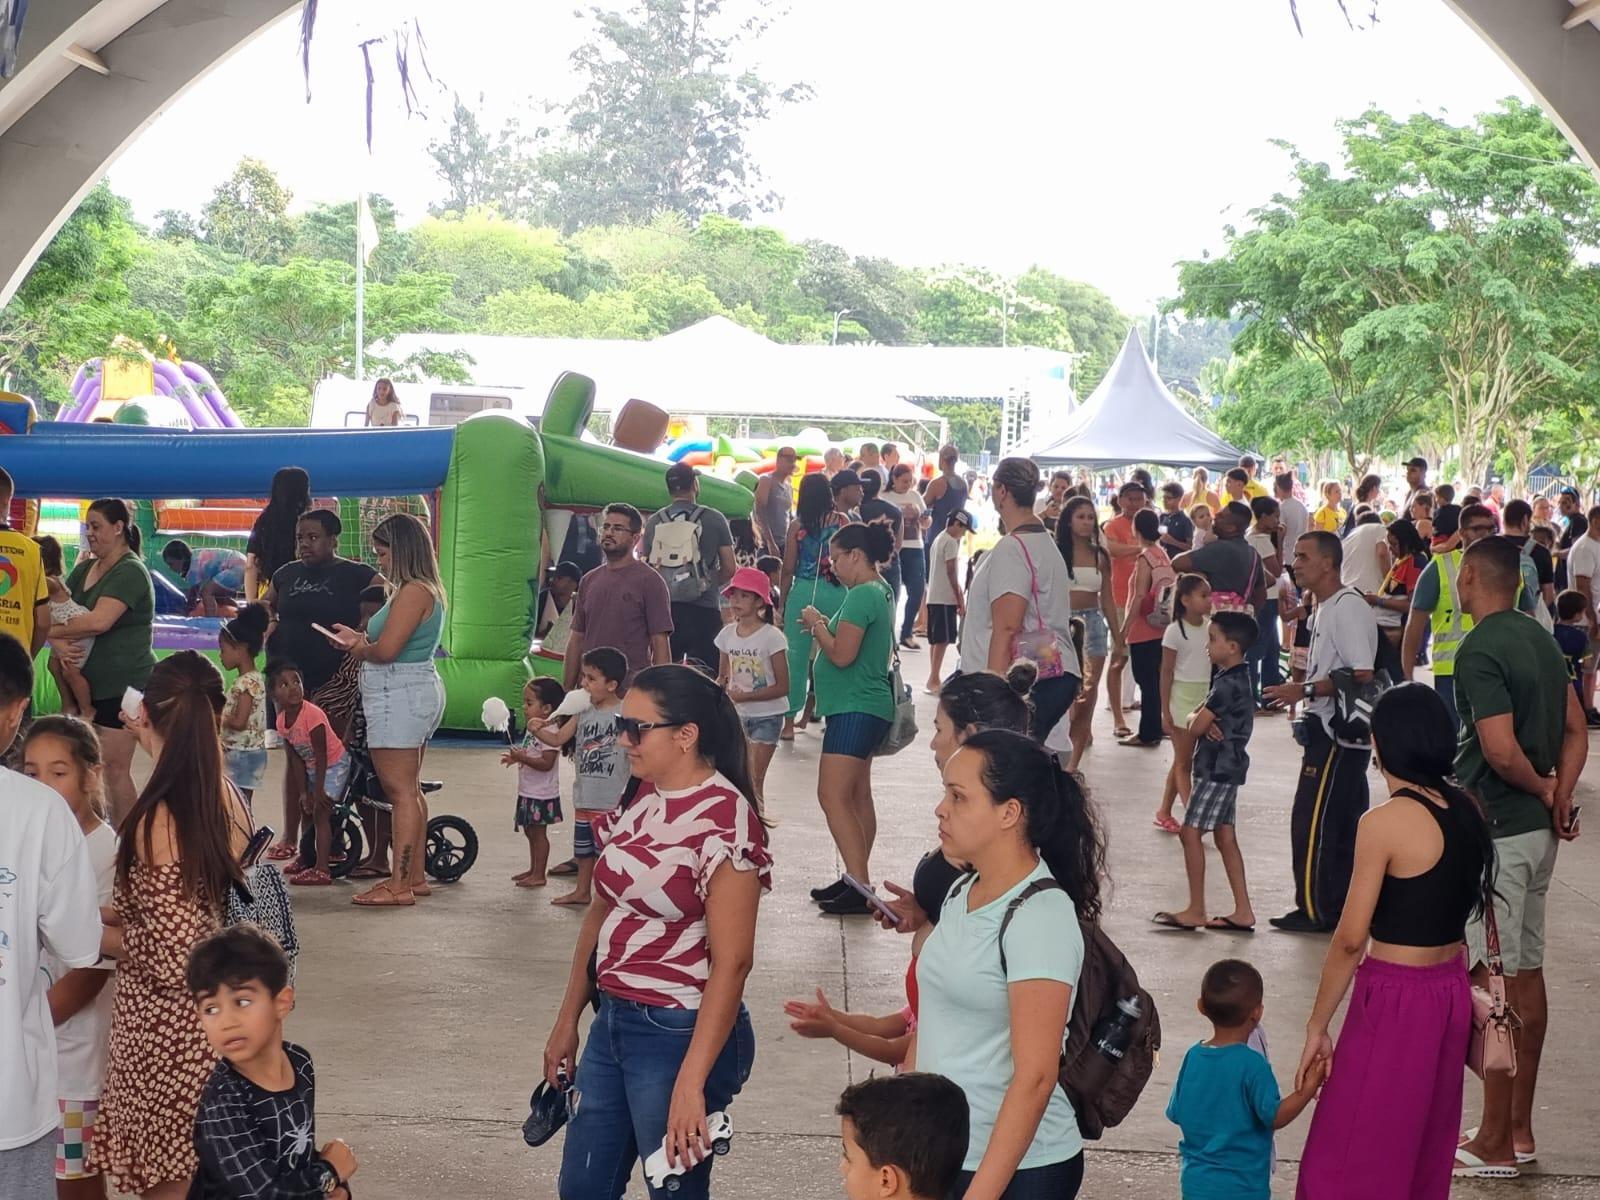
[240,825,275,869]
[1565,805,1582,835]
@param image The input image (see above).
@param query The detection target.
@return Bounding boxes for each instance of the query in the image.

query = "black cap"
[830,469,862,493]
[948,509,976,532]
[664,462,698,493]
[552,560,583,582]
[1404,456,1428,470]
[1560,485,1581,500]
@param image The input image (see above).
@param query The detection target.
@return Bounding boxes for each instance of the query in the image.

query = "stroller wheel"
[425,815,478,882]
[328,816,366,880]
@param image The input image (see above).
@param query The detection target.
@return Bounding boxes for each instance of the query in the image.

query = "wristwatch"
[1302,681,1315,699]
[314,1159,341,1196]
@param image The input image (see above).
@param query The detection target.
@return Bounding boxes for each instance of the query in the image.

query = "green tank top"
[367,590,444,663]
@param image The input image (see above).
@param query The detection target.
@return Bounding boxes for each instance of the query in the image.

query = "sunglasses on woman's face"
[617,717,683,744]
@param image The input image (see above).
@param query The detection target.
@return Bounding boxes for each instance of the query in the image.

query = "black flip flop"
[1151,911,1201,931]
[1206,916,1256,933]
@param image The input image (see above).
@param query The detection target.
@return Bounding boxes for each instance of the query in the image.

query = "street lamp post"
[831,308,855,345]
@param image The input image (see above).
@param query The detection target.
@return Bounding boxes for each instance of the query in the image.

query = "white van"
[309,377,536,429]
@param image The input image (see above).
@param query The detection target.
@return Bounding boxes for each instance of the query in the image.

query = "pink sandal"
[265,842,297,862]
[1152,815,1181,834]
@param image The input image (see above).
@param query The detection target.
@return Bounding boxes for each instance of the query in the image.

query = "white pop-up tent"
[1027,329,1243,469]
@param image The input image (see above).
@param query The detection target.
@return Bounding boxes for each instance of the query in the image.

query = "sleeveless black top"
[1368,787,1484,947]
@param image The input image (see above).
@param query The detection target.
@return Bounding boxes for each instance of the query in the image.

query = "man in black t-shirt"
[1555,486,1585,590]
[263,509,379,696]
[1504,499,1555,615]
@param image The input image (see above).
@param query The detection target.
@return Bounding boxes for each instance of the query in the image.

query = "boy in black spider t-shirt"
[186,926,357,1199]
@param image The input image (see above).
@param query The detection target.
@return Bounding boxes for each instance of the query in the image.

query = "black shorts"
[927,604,960,646]
[90,696,126,730]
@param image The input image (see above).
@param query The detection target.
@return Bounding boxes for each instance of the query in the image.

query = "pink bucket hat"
[722,566,774,604]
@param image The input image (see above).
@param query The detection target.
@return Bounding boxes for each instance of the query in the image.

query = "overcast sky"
[107,0,1534,312]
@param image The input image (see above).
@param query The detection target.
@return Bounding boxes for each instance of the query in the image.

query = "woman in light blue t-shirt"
[912,728,1106,1199]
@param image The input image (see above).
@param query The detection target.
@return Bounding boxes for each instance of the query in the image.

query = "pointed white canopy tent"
[1027,329,1243,469]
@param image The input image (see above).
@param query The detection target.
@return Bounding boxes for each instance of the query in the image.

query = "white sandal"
[1461,1126,1536,1165]
[1452,1148,1519,1179]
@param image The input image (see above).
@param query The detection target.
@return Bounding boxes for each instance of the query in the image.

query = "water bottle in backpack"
[1074,996,1143,1095]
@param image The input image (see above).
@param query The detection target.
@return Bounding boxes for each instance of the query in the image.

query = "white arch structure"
[4,1,1600,307]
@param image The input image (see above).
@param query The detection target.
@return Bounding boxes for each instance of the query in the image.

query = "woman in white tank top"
[1057,496,1123,773]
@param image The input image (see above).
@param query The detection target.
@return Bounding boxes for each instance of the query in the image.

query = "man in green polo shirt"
[1453,535,1587,1178]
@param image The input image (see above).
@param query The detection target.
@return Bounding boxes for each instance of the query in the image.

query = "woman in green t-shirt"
[800,521,895,915]
[52,497,156,821]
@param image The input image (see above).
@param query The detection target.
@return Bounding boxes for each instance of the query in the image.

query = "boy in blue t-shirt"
[1554,589,1590,707]
[1166,959,1326,1200]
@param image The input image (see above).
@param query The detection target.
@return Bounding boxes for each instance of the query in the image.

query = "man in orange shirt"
[1103,480,1146,737]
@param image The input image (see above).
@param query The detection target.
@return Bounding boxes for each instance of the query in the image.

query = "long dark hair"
[939,666,1034,736]
[1386,517,1427,562]
[1056,495,1108,583]
[1371,682,1496,919]
[796,473,834,536]
[116,651,243,908]
[250,466,311,578]
[221,602,270,657]
[88,497,141,554]
[960,729,1106,921]
[630,664,769,835]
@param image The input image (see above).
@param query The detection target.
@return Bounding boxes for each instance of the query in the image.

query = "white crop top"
[1066,563,1103,594]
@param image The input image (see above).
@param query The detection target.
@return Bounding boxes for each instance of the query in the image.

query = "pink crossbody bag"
[1468,895,1519,1078]
[1010,535,1068,680]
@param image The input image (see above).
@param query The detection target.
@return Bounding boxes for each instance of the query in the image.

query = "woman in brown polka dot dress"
[89,652,252,1198]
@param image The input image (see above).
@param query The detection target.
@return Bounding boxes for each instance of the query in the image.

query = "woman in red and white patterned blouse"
[543,664,772,1199]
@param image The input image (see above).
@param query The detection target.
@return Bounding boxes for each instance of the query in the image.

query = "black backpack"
[998,879,1161,1140]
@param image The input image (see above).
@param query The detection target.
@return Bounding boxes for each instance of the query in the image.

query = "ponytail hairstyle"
[796,473,834,537]
[1056,495,1108,582]
[1172,572,1210,638]
[938,666,1034,738]
[116,651,242,908]
[88,497,141,554]
[959,729,1107,920]
[23,715,106,819]
[829,520,894,567]
[629,664,770,835]
[34,534,64,577]
[221,602,271,658]
[1371,682,1497,920]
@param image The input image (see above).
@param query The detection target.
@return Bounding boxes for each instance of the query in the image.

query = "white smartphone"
[841,873,903,925]
[120,686,144,722]
[312,622,341,642]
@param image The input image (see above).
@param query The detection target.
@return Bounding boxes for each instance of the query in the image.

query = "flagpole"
[355,190,366,382]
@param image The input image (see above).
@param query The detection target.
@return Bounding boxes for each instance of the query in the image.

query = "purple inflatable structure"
[60,355,243,428]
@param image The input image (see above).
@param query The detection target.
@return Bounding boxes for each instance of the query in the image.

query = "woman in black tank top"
[1293,682,1497,1199]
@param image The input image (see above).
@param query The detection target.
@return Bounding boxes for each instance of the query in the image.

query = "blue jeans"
[951,1153,1083,1199]
[1247,598,1283,698]
[559,996,756,1200]
[898,547,927,641]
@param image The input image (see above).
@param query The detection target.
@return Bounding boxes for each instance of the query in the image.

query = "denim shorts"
[300,753,351,800]
[360,661,444,748]
[741,713,784,745]
[224,747,268,791]
[1073,606,1109,659]
[820,711,891,759]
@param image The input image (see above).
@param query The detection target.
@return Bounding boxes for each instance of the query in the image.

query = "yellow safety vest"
[1431,550,1472,677]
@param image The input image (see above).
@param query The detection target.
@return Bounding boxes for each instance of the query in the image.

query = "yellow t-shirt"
[1311,505,1344,534]
[1244,479,1269,500]
[0,527,48,650]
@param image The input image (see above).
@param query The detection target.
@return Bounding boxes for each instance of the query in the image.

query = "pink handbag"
[1467,897,1519,1078]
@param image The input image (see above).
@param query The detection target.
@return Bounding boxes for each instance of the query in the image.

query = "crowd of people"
[0,436,1591,1200]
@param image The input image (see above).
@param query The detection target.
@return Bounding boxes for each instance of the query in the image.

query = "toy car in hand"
[642,1111,733,1192]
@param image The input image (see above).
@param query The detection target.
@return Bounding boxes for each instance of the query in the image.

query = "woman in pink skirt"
[1293,682,1495,1199]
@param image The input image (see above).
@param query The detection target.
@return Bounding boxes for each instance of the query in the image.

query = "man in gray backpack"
[644,462,737,670]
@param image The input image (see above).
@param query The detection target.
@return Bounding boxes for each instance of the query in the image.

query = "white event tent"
[1026,329,1242,469]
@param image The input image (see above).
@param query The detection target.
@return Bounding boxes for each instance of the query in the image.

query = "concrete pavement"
[226,671,1600,1198]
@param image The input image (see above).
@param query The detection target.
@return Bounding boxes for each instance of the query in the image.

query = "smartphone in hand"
[841,873,904,926]
[312,622,342,643]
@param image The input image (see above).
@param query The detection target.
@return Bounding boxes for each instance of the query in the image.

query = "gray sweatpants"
[0,1131,54,1200]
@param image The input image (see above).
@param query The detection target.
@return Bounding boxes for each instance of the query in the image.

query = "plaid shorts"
[56,1098,99,1180]
[1185,779,1238,831]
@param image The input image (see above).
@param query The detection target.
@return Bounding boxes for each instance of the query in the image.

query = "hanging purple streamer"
[298,0,317,101]
[1,0,30,80]
[359,37,380,152]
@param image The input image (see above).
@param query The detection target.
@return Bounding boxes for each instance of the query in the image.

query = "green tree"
[200,158,296,263]
[1016,270,1125,391]
[290,195,410,283]
[425,97,547,221]
[405,211,567,317]
[916,267,1072,350]
[535,0,811,231]
[922,400,1001,456]
[797,240,921,344]
[482,285,652,339]
[0,183,152,411]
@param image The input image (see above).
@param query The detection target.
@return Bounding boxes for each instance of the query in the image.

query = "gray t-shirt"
[1305,587,1379,743]
[643,500,734,609]
[573,705,629,812]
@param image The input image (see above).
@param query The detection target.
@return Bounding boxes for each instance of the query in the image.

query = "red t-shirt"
[592,773,772,1009]
[572,557,674,688]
